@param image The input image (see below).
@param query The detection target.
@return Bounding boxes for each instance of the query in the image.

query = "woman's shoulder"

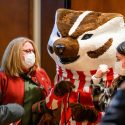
[36,67,48,75]
[35,67,51,82]
[31,67,51,82]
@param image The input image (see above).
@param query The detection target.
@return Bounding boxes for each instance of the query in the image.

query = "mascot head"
[48,8,125,72]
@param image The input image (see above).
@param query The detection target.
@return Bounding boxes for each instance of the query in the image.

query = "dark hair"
[116,41,125,55]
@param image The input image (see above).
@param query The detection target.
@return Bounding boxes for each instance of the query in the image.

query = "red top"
[0,68,51,105]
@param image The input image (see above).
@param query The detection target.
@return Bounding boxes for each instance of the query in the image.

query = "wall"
[0,0,33,64]
[71,0,125,15]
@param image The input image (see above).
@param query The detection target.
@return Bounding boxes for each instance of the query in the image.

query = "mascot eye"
[81,34,93,40]
[57,32,61,37]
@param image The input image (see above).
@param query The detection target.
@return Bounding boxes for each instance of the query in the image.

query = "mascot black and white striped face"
[48,8,125,71]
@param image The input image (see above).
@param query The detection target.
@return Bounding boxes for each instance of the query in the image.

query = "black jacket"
[100,89,125,125]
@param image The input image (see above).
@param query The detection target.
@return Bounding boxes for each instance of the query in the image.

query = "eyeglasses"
[22,49,34,53]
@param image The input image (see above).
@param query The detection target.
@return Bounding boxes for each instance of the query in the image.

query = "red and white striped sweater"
[46,65,114,125]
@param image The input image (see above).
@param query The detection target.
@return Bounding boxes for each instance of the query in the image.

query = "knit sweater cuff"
[91,75,102,84]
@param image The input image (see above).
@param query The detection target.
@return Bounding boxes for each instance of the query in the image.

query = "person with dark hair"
[0,37,52,125]
[92,41,125,125]
[0,103,24,125]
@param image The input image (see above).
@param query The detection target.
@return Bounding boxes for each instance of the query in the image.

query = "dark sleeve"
[0,103,24,125]
[100,89,125,125]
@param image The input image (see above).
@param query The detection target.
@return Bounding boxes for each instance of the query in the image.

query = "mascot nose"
[55,44,65,55]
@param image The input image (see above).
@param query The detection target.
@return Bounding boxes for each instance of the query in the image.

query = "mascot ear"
[56,8,83,37]
[54,81,75,97]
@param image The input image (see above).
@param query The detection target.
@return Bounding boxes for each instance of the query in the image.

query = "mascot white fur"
[46,8,125,125]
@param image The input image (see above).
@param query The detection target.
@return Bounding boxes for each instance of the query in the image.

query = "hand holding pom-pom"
[94,64,109,78]
[69,103,98,123]
[54,81,75,97]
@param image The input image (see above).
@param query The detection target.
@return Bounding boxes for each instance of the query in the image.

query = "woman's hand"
[94,64,109,78]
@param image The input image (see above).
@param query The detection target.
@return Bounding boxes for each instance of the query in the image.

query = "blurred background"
[0,0,125,81]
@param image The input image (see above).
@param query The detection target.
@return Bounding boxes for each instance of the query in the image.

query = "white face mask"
[23,52,35,69]
[114,61,125,76]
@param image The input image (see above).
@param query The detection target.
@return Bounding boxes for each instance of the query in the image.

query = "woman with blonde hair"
[0,37,52,125]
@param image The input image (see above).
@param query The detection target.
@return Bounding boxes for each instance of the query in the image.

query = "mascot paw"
[69,103,98,123]
[54,81,75,96]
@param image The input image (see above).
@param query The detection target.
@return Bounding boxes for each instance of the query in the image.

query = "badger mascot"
[33,9,125,125]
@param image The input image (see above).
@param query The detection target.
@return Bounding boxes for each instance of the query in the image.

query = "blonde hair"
[1,37,40,77]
